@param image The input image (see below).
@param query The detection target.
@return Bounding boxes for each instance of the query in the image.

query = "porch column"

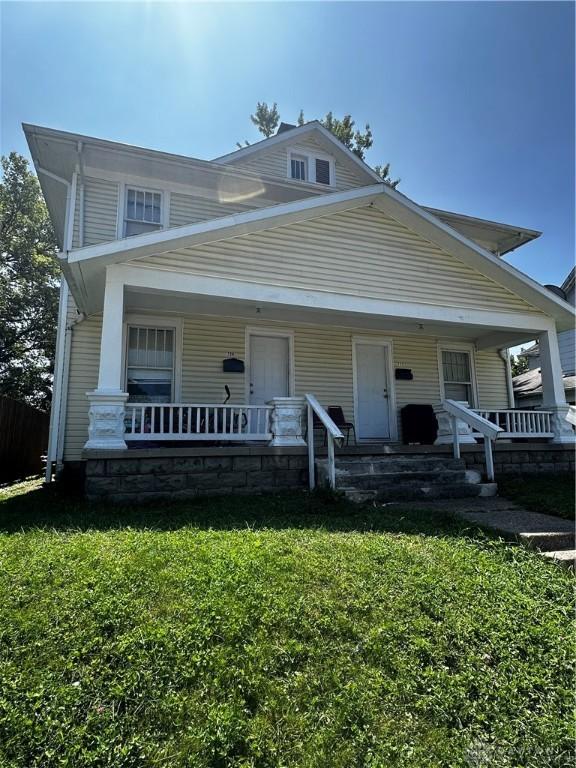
[539,328,574,443]
[268,397,306,447]
[84,268,129,450]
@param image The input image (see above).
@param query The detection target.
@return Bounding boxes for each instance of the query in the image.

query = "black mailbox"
[223,357,244,373]
[395,368,413,381]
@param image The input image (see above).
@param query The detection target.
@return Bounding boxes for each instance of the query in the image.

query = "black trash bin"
[400,404,438,444]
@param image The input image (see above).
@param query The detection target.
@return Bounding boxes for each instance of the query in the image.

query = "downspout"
[499,348,515,409]
[77,141,85,248]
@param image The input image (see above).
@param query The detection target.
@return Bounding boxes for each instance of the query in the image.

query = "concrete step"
[317,457,466,476]
[328,469,468,489]
[341,482,497,503]
[518,531,576,552]
[542,550,576,569]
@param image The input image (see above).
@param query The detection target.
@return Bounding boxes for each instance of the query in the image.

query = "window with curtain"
[442,350,474,404]
[124,187,162,237]
[126,326,174,403]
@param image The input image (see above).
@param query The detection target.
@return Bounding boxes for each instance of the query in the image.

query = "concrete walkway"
[386,497,575,568]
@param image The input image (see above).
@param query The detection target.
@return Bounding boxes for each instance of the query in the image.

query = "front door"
[354,342,391,440]
[249,334,290,405]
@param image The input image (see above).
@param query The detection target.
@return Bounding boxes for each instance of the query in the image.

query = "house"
[513,268,575,406]
[24,121,575,502]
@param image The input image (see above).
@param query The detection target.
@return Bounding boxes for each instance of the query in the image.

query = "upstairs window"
[124,187,162,237]
[290,155,307,182]
[288,151,334,185]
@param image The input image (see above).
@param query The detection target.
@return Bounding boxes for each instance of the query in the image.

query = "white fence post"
[307,404,315,490]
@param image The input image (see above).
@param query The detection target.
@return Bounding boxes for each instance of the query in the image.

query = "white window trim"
[352,336,398,442]
[437,341,478,407]
[117,184,169,239]
[286,147,336,187]
[122,314,183,401]
[244,327,295,404]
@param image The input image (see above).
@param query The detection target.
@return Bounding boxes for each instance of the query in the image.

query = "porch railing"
[443,400,502,481]
[473,409,553,438]
[125,403,272,441]
[305,394,344,490]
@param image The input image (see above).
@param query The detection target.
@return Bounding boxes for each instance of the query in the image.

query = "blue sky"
[1,1,574,285]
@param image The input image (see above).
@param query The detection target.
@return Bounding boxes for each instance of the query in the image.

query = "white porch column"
[268,397,306,446]
[538,328,574,443]
[433,402,477,445]
[85,267,128,450]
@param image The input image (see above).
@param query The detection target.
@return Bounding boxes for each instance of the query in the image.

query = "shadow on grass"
[0,481,481,538]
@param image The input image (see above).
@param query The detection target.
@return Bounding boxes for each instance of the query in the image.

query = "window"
[124,187,162,237]
[126,326,174,403]
[315,158,331,185]
[290,155,307,181]
[441,350,475,404]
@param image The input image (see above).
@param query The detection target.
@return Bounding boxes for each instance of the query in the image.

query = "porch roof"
[62,182,575,332]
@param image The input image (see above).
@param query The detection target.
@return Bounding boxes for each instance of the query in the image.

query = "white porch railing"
[443,400,503,481]
[474,409,553,438]
[125,403,273,441]
[305,394,344,490]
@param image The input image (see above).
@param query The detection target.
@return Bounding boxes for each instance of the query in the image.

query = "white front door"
[249,334,290,405]
[354,342,391,440]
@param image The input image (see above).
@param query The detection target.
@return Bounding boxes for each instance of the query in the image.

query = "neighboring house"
[513,268,576,406]
[24,120,575,499]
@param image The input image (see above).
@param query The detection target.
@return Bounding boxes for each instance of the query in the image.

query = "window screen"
[126,327,174,403]
[124,188,162,237]
[442,350,473,404]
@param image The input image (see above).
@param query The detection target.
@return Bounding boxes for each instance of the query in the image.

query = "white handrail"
[305,394,345,490]
[567,406,576,427]
[443,400,503,482]
[474,408,553,438]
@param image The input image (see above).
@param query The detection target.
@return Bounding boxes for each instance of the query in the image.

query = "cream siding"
[71,176,119,248]
[62,311,510,460]
[169,192,271,229]
[137,206,539,314]
[225,134,369,191]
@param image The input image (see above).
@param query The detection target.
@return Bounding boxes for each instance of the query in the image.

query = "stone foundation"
[85,451,308,503]
[82,443,574,503]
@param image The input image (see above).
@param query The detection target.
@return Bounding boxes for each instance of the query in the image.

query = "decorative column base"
[433,402,477,445]
[544,405,576,444]
[84,390,129,450]
[268,397,306,447]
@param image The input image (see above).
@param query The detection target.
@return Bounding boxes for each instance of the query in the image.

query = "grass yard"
[0,478,573,768]
[498,473,575,520]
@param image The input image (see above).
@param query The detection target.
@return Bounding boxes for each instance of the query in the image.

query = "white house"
[25,121,575,501]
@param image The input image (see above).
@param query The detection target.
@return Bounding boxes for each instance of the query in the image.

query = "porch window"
[441,350,475,405]
[126,326,174,403]
[124,187,162,237]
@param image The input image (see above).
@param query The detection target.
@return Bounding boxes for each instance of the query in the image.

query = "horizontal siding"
[63,311,101,461]
[227,134,367,191]
[169,193,271,229]
[558,328,575,375]
[62,311,510,460]
[138,206,538,314]
[71,176,119,248]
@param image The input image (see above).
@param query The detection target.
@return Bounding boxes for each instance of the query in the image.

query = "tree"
[0,152,59,410]
[511,352,529,378]
[248,103,400,188]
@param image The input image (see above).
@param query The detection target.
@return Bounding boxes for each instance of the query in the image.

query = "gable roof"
[213,120,382,184]
[61,180,574,330]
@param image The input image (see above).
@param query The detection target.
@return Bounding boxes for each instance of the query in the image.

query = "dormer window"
[290,155,308,182]
[288,150,334,186]
[124,187,162,237]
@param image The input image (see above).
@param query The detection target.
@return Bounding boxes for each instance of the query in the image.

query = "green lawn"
[0,479,573,768]
[498,473,575,520]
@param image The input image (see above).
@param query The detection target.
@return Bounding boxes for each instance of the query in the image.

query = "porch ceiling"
[124,286,540,349]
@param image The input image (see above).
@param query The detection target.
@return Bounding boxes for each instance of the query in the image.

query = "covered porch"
[82,263,574,482]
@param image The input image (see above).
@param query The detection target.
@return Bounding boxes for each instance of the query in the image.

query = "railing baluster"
[484,438,495,482]
[130,407,136,435]
[451,415,460,459]
[307,404,315,489]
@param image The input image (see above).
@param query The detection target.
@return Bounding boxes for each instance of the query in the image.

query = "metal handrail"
[443,399,503,481]
[305,394,345,490]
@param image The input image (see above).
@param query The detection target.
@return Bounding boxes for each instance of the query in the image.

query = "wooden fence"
[0,396,50,482]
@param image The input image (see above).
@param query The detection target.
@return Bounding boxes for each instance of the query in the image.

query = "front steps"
[316,455,497,503]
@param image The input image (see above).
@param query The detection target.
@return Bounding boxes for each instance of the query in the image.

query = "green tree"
[0,152,59,410]
[248,103,400,188]
[511,352,529,378]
